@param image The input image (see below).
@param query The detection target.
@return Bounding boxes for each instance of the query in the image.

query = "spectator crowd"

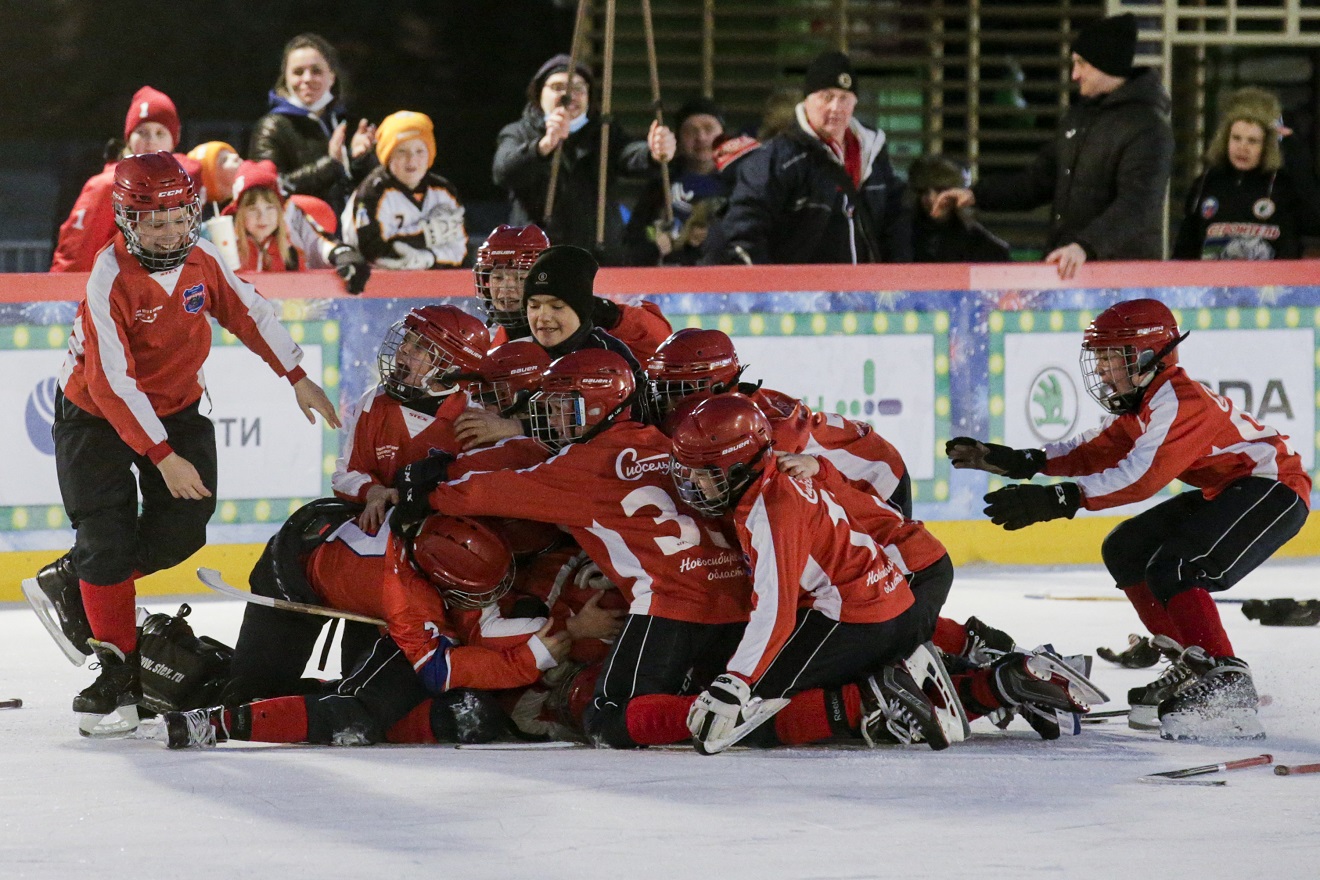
[50,16,1320,282]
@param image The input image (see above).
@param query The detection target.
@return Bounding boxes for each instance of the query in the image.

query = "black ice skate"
[991,649,1108,740]
[1097,633,1161,669]
[1158,654,1264,742]
[860,642,968,749]
[162,706,230,749]
[21,553,93,666]
[961,616,1016,667]
[73,639,143,737]
[1127,636,1197,730]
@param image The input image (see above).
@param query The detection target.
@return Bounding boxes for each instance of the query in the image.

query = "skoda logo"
[1026,366,1078,443]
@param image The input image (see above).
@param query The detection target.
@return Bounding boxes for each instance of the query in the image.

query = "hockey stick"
[1026,593,1246,604]
[0,698,22,710]
[196,568,387,627]
[1137,753,1272,785]
[1274,762,1320,776]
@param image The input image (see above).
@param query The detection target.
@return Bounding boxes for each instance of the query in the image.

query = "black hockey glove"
[329,244,370,295]
[947,437,1045,480]
[388,453,453,539]
[983,482,1081,531]
[592,296,622,330]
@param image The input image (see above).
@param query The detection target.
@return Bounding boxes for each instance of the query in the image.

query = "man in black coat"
[934,14,1173,278]
[715,51,912,264]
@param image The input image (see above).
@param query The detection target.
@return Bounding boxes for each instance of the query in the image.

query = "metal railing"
[0,241,52,273]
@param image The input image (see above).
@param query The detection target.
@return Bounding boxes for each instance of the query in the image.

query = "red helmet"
[1081,299,1186,414]
[753,387,813,453]
[670,393,773,516]
[410,515,515,610]
[112,151,201,272]
[470,340,552,414]
[474,225,550,335]
[526,349,635,451]
[378,305,490,403]
[645,329,744,419]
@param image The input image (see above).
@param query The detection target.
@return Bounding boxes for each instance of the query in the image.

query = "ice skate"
[1127,636,1197,730]
[1158,655,1264,741]
[961,616,1016,667]
[162,706,229,749]
[21,553,93,666]
[990,649,1108,740]
[1097,633,1161,668]
[73,639,142,738]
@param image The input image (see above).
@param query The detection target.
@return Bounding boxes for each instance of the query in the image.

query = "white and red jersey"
[726,457,916,684]
[59,235,304,462]
[1043,366,1312,510]
[305,521,554,694]
[488,300,672,363]
[332,387,471,503]
[428,420,752,625]
[812,458,946,576]
[751,387,907,510]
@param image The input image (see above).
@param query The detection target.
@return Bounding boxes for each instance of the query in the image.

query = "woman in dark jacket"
[492,55,674,265]
[1174,87,1320,260]
[248,33,376,214]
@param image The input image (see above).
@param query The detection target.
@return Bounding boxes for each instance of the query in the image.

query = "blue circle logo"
[25,377,58,455]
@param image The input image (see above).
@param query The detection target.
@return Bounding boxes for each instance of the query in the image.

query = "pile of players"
[32,220,1306,752]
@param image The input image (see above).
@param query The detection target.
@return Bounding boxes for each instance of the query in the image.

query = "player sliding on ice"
[947,299,1309,740]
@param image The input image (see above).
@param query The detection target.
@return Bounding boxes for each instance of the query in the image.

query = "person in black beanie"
[933,12,1173,278]
[715,50,912,264]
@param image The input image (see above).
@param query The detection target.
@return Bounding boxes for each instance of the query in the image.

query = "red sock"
[385,700,437,744]
[624,694,697,745]
[1122,583,1184,643]
[1166,589,1234,657]
[932,617,968,655]
[80,577,137,653]
[246,696,309,743]
[955,669,1001,720]
[771,686,862,745]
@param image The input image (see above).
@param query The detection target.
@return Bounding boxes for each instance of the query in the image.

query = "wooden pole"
[640,0,673,228]
[595,0,618,250]
[544,0,592,225]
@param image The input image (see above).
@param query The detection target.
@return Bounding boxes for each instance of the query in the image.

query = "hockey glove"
[392,452,454,496]
[687,673,752,745]
[946,437,1045,479]
[329,244,370,294]
[376,241,438,271]
[388,454,452,539]
[983,482,1081,531]
[592,296,622,330]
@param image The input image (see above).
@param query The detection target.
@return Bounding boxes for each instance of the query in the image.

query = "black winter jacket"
[492,105,654,264]
[248,92,375,214]
[717,108,911,264]
[973,68,1173,259]
[1173,165,1320,260]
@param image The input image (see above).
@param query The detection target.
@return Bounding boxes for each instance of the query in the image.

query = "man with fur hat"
[908,155,1011,263]
[717,50,911,264]
[342,110,468,269]
[1173,86,1320,260]
[492,54,676,264]
[934,13,1173,278]
[51,86,202,272]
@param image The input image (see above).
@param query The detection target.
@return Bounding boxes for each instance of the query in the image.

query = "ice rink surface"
[2,560,1318,880]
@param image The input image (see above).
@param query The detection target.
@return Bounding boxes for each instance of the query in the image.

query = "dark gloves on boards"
[983,482,1081,531]
[329,244,371,295]
[947,437,1045,480]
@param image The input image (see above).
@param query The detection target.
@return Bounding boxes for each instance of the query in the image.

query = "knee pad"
[305,694,385,746]
[429,689,507,744]
[1101,523,1146,585]
[1145,551,1193,604]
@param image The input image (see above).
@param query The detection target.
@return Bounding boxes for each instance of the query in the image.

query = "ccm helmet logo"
[158,189,185,197]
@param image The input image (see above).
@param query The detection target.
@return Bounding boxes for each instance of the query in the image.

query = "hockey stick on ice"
[1274,762,1320,776]
[1137,753,1272,785]
[196,568,387,627]
[1025,593,1246,604]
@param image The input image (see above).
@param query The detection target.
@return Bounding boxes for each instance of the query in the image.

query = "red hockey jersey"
[428,420,752,624]
[59,235,305,462]
[1043,366,1312,510]
[727,457,916,683]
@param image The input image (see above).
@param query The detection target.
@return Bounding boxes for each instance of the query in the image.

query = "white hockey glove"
[687,674,752,745]
[376,241,437,270]
[574,559,617,592]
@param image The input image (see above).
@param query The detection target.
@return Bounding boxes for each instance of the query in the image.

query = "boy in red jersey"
[23,152,338,737]
[949,298,1310,740]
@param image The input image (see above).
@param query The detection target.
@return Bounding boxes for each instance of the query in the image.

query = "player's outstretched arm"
[293,376,342,429]
[946,437,1044,479]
